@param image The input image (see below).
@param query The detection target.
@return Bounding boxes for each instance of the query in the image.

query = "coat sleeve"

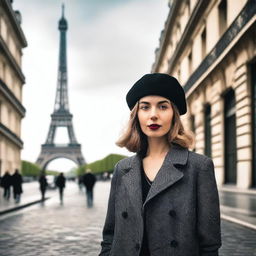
[99,162,119,256]
[197,157,222,256]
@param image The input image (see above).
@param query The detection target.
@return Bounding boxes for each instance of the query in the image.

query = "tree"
[75,153,127,175]
[21,161,41,177]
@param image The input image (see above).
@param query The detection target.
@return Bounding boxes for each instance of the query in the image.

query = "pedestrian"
[83,169,96,207]
[12,169,23,203]
[1,171,12,200]
[99,73,221,256]
[78,175,84,191]
[55,172,66,203]
[38,171,48,201]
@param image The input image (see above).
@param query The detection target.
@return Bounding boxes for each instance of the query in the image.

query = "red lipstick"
[148,124,161,130]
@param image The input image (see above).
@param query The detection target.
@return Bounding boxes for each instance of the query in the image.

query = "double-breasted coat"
[99,143,221,256]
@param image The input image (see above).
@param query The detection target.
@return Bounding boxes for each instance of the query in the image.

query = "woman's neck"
[146,137,170,158]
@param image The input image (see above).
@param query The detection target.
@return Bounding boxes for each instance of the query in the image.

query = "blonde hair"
[116,101,195,154]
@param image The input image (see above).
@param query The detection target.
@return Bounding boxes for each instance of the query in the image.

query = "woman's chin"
[145,132,167,138]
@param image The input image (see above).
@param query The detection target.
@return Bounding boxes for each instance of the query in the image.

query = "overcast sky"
[13,0,169,172]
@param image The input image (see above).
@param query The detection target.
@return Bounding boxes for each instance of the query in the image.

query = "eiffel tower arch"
[36,5,85,170]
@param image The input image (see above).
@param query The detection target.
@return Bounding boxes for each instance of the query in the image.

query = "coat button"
[135,243,140,251]
[122,211,128,219]
[169,210,176,217]
[170,240,178,248]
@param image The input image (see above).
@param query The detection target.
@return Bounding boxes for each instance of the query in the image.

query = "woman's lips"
[148,124,161,130]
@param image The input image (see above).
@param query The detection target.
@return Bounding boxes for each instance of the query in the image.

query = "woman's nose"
[150,108,158,120]
[151,115,158,121]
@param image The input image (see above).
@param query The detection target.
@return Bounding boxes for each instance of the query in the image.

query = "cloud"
[68,0,168,90]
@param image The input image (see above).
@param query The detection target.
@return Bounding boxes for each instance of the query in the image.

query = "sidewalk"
[219,188,256,230]
[0,181,53,215]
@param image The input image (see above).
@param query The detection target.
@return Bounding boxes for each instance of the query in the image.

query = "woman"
[99,73,221,256]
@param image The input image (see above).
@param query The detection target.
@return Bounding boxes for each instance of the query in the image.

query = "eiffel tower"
[36,5,85,169]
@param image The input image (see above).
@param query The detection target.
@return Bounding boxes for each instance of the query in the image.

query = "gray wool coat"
[99,143,221,256]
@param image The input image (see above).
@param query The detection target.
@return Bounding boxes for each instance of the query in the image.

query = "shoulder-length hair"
[116,101,195,155]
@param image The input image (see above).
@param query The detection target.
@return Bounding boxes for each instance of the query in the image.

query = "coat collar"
[122,143,188,208]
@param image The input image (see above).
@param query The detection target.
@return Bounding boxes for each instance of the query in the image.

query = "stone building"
[152,0,256,189]
[0,0,27,176]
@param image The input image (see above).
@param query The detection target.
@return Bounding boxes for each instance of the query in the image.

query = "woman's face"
[137,95,173,138]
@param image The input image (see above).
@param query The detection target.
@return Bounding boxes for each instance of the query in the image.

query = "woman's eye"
[160,105,168,109]
[140,105,149,110]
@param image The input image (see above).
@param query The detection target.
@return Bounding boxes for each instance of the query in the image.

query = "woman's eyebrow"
[139,100,170,105]
[139,101,150,105]
[158,100,170,104]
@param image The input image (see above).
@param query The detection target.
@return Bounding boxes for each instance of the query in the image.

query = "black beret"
[126,73,187,115]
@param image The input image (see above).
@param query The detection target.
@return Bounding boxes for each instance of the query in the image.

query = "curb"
[219,187,256,195]
[220,205,256,216]
[0,197,50,215]
[221,213,256,230]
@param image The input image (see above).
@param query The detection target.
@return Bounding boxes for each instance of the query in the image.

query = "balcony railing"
[184,0,255,93]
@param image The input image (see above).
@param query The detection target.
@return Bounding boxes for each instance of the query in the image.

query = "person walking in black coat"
[83,169,96,207]
[12,169,23,203]
[55,173,66,203]
[39,171,48,201]
[1,171,12,200]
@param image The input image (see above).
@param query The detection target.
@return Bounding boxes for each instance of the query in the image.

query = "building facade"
[152,0,256,189]
[0,0,27,176]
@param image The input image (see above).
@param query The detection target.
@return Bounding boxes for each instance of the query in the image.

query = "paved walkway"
[0,181,108,256]
[0,181,55,215]
[0,181,255,255]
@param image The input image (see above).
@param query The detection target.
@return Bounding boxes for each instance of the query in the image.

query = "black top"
[140,164,152,256]
[55,175,66,188]
[83,173,96,190]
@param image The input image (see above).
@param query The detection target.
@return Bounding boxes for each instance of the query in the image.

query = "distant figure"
[102,172,109,181]
[78,175,83,191]
[1,171,12,200]
[12,169,23,203]
[55,173,66,203]
[38,171,48,201]
[83,169,96,207]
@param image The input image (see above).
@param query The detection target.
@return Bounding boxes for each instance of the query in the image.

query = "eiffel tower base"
[36,143,86,170]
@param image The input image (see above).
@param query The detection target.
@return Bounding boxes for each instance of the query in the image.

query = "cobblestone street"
[0,181,109,256]
[0,181,255,256]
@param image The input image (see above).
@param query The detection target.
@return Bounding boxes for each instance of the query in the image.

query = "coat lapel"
[121,143,188,210]
[122,155,143,212]
[144,143,188,207]
[121,156,144,238]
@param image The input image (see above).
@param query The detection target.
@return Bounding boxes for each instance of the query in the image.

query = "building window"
[7,108,11,128]
[0,100,2,122]
[177,66,181,81]
[201,27,206,59]
[218,0,227,36]
[176,23,181,40]
[204,104,212,157]
[3,62,6,81]
[224,89,237,184]
[188,51,192,75]
[250,61,256,187]
[191,114,196,152]
[191,114,196,133]
[187,0,191,15]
